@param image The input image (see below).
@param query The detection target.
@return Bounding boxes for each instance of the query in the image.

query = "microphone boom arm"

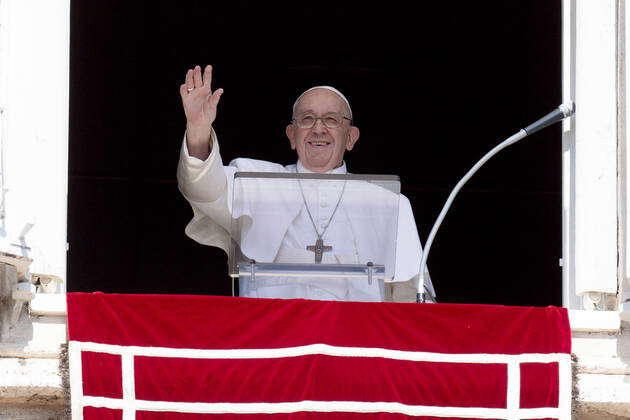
[416,103,575,303]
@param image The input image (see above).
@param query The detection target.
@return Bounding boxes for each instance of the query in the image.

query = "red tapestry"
[66,293,572,419]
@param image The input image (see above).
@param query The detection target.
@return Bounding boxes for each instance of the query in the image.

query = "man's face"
[286,89,359,173]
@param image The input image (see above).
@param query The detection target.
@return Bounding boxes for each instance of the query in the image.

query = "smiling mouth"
[307,140,331,147]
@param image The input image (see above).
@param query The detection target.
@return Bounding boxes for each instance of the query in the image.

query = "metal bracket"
[249,259,256,283]
[367,262,373,286]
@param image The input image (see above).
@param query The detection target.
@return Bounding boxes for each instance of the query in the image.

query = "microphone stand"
[417,103,575,303]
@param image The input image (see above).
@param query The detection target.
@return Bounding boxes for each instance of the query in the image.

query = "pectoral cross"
[306,238,332,263]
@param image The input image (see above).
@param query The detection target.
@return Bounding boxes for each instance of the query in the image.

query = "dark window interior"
[68,1,562,306]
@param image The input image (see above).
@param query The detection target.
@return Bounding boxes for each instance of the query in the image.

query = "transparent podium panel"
[228,172,401,301]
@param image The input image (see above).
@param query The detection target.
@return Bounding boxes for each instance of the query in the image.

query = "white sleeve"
[177,129,227,203]
[177,129,235,253]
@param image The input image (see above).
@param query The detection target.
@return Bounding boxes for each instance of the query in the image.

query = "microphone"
[523,103,574,136]
[417,103,575,303]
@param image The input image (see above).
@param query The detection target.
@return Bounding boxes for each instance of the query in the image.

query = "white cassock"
[177,132,436,302]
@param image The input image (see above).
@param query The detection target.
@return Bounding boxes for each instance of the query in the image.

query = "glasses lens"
[295,114,346,129]
[323,115,341,128]
[297,115,315,128]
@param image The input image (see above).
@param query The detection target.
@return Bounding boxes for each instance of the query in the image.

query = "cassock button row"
[320,201,329,208]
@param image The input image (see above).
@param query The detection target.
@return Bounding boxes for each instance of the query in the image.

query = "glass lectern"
[228,172,400,301]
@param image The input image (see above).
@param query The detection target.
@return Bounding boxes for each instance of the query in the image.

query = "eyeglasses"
[292,113,352,129]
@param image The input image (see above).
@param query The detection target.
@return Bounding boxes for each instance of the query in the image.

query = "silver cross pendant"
[306,238,332,263]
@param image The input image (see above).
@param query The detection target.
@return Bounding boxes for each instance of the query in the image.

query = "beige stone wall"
[0,261,67,419]
[572,316,630,418]
[0,405,67,420]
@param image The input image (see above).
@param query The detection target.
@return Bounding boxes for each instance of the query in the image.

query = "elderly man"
[177,65,435,302]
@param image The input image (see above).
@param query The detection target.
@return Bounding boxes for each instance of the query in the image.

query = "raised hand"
[179,65,224,160]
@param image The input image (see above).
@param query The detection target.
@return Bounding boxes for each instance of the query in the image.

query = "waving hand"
[180,65,224,160]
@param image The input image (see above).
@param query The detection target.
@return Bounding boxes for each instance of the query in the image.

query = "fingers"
[207,88,224,107]
[203,65,213,87]
[185,69,194,92]
[179,83,188,99]
[193,65,203,88]
[182,65,219,97]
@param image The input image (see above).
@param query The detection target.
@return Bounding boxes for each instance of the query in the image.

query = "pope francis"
[176,65,435,302]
